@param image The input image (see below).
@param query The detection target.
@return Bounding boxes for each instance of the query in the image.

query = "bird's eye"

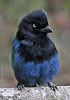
[33,24,37,28]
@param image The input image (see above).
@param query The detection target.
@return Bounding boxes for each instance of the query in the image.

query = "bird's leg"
[47,81,58,92]
[17,82,24,90]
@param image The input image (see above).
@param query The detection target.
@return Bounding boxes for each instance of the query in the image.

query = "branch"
[0,86,70,100]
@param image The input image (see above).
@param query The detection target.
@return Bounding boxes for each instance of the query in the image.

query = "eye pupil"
[33,24,36,28]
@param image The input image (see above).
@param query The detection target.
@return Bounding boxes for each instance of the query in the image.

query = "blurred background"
[0,0,70,88]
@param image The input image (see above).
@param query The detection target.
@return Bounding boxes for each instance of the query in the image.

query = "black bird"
[11,9,59,91]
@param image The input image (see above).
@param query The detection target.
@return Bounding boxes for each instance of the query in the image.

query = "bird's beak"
[41,26,53,33]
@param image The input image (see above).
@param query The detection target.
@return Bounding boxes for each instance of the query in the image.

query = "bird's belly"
[13,53,59,86]
[37,54,59,85]
[15,62,41,86]
[13,53,41,86]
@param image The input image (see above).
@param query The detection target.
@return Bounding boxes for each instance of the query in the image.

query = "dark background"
[0,0,70,87]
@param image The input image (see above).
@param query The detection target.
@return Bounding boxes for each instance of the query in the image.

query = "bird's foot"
[17,84,24,90]
[17,83,24,90]
[47,82,58,92]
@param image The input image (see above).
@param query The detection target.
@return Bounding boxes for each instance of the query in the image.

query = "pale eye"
[33,24,37,28]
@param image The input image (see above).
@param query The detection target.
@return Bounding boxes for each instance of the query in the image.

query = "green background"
[0,0,70,87]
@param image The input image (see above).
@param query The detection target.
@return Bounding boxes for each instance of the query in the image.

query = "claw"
[17,85,24,90]
[47,82,58,92]
[17,84,24,90]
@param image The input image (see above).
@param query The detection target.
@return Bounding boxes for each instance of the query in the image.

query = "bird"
[11,9,59,91]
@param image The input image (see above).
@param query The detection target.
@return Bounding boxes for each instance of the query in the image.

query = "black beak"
[41,26,53,33]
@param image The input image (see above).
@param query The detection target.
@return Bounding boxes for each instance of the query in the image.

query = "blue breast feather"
[11,36,59,86]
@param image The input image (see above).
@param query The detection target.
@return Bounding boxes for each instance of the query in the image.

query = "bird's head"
[17,9,53,41]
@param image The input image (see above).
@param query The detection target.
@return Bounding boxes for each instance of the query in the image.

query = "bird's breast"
[12,52,59,83]
[18,40,57,64]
